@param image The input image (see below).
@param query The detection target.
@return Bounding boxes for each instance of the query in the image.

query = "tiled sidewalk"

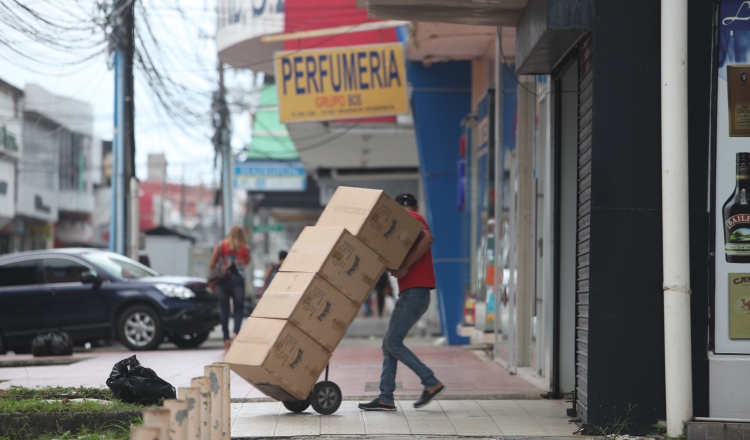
[231,399,578,438]
[0,334,574,438]
[232,338,544,400]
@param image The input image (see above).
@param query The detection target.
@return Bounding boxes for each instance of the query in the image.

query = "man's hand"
[391,266,408,279]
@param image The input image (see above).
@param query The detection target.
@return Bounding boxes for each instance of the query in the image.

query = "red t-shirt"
[221,241,250,267]
[398,211,436,291]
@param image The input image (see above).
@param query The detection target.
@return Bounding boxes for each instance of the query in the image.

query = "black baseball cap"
[395,193,418,207]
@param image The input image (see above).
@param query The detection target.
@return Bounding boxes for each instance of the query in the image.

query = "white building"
[0,79,23,254]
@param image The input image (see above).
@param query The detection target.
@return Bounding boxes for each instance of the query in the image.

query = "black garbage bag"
[31,333,51,357]
[106,355,176,405]
[31,331,73,357]
[49,331,73,355]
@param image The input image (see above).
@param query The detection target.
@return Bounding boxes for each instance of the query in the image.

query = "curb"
[231,393,547,403]
[0,409,142,439]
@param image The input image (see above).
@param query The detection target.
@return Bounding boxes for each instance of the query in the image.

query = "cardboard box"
[316,186,423,269]
[252,272,359,352]
[224,317,331,401]
[280,226,387,305]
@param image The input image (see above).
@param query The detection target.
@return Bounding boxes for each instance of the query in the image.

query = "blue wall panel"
[408,60,471,345]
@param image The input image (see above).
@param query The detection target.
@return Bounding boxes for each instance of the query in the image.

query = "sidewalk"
[0,318,576,438]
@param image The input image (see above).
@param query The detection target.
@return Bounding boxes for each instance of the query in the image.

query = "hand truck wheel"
[282,400,310,413]
[308,381,342,415]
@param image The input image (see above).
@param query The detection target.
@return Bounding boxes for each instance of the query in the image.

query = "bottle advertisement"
[716,0,750,350]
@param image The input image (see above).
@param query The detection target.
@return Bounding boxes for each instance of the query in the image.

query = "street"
[0,320,577,439]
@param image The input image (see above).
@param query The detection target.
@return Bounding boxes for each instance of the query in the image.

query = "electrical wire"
[496,27,537,98]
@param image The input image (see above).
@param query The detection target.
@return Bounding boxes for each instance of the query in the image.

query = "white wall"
[0,84,22,159]
[144,236,191,276]
[710,355,750,418]
[24,84,93,136]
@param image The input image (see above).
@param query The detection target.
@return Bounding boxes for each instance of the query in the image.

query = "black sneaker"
[414,384,445,408]
[358,398,396,411]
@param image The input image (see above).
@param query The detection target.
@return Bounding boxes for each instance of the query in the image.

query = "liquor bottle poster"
[715,0,750,350]
[728,274,750,339]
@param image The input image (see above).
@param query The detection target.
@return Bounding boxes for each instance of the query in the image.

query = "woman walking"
[209,226,251,351]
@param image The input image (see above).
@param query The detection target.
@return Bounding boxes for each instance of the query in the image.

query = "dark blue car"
[0,248,219,353]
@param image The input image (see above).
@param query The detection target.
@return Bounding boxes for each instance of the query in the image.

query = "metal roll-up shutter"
[575,34,593,427]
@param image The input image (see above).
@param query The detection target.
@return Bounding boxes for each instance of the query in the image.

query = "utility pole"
[109,0,135,255]
[181,163,186,228]
[123,0,136,257]
[213,61,232,236]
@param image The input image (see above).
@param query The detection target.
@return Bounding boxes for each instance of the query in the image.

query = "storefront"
[367,0,717,435]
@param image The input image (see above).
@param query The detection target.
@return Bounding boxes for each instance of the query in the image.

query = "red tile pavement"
[334,345,544,397]
[233,340,545,400]
[0,336,544,401]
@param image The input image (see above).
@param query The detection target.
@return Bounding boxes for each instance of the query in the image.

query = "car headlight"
[155,283,195,299]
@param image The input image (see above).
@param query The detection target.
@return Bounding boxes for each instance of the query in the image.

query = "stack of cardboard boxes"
[224,187,423,402]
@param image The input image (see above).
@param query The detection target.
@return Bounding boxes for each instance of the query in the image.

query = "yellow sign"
[729,273,750,338]
[275,43,408,123]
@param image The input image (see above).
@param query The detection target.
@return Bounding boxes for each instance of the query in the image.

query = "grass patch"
[0,386,144,413]
[0,385,114,400]
[0,418,137,440]
[0,386,146,439]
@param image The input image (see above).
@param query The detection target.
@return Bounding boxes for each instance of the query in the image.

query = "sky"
[1,0,255,186]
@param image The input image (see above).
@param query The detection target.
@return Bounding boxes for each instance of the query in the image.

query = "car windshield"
[81,251,160,280]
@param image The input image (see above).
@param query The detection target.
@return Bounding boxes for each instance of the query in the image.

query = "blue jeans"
[216,273,245,341]
[379,287,439,404]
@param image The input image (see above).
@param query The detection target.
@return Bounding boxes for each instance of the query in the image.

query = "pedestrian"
[358,193,444,411]
[209,226,251,352]
[258,250,287,297]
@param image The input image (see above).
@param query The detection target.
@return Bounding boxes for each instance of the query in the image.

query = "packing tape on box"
[237,335,274,344]
[362,275,375,286]
[331,251,344,261]
[291,246,330,254]
[326,206,370,215]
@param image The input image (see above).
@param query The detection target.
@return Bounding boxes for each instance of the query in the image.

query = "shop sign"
[26,224,54,241]
[274,43,408,123]
[0,125,19,156]
[477,91,494,158]
[56,220,93,244]
[253,224,284,233]
[714,0,750,352]
[233,160,307,191]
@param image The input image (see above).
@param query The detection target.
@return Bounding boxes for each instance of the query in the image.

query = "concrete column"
[515,74,536,368]
[163,399,188,440]
[191,376,212,440]
[204,365,226,440]
[142,407,170,440]
[213,362,232,436]
[178,387,202,440]
[130,426,161,440]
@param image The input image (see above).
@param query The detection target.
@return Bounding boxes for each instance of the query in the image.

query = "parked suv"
[0,248,219,353]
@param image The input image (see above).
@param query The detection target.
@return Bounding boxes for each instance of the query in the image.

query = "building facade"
[364,0,733,435]
[0,80,101,254]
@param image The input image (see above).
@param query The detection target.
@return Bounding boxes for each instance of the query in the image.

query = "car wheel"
[169,331,210,349]
[118,305,163,351]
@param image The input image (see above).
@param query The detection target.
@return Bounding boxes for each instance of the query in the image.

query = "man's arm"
[392,228,434,278]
